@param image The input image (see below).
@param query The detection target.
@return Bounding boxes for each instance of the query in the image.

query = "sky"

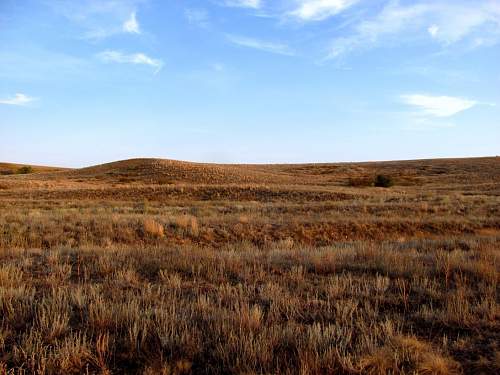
[1,0,499,167]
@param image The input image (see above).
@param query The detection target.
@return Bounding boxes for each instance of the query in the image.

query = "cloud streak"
[326,1,500,59]
[290,0,360,21]
[123,12,140,33]
[0,93,36,106]
[48,0,146,40]
[226,35,294,55]
[401,94,477,117]
[185,8,210,28]
[223,0,261,9]
[97,51,163,73]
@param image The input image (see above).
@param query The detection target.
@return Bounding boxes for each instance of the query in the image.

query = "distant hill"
[0,162,69,176]
[58,158,293,184]
[1,157,499,187]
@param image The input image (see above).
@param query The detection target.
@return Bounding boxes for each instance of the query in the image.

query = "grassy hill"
[2,156,499,187]
[0,162,68,175]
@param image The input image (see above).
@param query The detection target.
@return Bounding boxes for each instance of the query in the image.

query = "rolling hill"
[2,156,499,187]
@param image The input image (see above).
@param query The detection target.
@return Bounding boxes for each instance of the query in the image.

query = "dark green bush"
[16,166,34,174]
[374,174,394,188]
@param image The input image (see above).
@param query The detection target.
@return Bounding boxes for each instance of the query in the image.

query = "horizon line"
[2,154,498,170]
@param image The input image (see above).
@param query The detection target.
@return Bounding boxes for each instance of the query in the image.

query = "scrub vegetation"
[0,157,499,374]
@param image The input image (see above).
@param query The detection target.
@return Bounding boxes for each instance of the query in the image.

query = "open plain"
[0,157,499,374]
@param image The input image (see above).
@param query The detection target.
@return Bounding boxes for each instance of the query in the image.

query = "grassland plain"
[0,157,499,374]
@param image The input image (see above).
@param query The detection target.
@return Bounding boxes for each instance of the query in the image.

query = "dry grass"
[0,156,499,374]
[0,241,498,374]
[142,218,165,238]
[0,162,67,176]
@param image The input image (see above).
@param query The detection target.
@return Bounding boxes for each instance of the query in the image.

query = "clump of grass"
[174,215,199,237]
[0,265,23,287]
[238,215,249,224]
[142,218,165,238]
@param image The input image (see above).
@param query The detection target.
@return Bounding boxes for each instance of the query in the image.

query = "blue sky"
[1,0,499,167]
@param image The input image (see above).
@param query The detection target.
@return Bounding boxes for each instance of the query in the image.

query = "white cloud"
[401,94,477,117]
[97,50,163,73]
[226,35,294,55]
[185,9,210,28]
[47,0,146,40]
[427,24,439,37]
[123,11,140,33]
[290,0,360,21]
[326,2,429,59]
[0,93,36,106]
[432,3,500,45]
[223,0,261,9]
[326,1,500,59]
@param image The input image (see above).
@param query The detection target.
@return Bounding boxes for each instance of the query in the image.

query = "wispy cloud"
[290,0,360,21]
[326,1,500,59]
[0,93,37,106]
[222,0,261,9]
[326,2,431,59]
[123,11,140,33]
[427,2,500,45]
[47,0,146,40]
[226,35,294,55]
[427,24,439,38]
[401,94,477,117]
[97,50,163,73]
[212,63,225,72]
[185,8,210,28]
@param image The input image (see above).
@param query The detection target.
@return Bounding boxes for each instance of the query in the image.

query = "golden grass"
[142,218,165,238]
[0,156,498,374]
[0,239,497,374]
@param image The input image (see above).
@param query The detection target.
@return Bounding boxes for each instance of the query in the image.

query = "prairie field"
[0,157,499,374]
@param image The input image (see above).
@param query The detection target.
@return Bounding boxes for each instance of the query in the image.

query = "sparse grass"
[348,176,374,187]
[0,239,498,374]
[0,157,499,374]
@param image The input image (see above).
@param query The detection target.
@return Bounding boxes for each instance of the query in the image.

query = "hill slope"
[0,162,68,175]
[61,158,293,184]
[57,156,500,186]
[1,157,499,187]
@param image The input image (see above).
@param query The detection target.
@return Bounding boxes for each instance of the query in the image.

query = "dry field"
[0,157,499,374]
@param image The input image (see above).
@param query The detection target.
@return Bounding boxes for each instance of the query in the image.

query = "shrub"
[16,166,34,174]
[374,175,394,188]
